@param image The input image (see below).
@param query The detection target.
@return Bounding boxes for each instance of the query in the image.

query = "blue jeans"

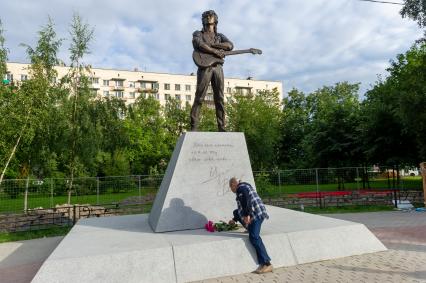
[232,210,271,265]
[248,217,271,265]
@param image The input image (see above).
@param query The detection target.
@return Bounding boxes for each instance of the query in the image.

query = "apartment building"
[5,62,283,107]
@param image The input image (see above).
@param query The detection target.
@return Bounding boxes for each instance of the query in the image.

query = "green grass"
[257,178,422,198]
[0,188,157,214]
[295,205,396,214]
[0,226,71,243]
[401,176,422,181]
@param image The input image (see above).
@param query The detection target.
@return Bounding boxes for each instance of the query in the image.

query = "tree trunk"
[420,162,426,206]
[0,134,22,185]
[68,61,79,204]
[0,103,32,185]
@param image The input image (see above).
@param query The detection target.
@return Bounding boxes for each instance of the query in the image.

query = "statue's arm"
[211,33,233,51]
[192,31,224,58]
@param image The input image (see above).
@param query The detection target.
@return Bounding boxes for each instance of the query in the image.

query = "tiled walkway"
[194,211,426,283]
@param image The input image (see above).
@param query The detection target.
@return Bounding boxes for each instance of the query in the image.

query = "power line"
[356,0,404,5]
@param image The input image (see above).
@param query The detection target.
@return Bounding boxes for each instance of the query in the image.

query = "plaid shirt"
[236,182,269,221]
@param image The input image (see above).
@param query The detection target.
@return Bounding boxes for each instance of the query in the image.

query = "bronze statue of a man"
[190,10,233,132]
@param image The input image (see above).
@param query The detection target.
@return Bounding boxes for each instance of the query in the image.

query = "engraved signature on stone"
[201,166,230,196]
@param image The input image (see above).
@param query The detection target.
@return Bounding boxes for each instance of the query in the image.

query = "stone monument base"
[32,206,386,283]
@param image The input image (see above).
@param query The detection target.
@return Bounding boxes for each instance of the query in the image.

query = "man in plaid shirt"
[228,177,273,274]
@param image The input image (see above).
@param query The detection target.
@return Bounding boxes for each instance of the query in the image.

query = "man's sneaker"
[253,265,263,273]
[256,264,273,274]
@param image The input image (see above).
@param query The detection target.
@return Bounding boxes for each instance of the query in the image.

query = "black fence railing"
[0,167,423,232]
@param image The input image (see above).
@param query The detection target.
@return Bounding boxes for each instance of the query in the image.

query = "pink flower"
[205,220,215,232]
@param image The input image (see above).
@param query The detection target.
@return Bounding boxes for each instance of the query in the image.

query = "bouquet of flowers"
[204,220,239,232]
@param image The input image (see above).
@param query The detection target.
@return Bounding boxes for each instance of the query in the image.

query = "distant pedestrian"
[228,177,273,274]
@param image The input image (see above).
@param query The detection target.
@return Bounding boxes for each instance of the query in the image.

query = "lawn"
[0,226,71,243]
[0,188,157,214]
[256,177,422,198]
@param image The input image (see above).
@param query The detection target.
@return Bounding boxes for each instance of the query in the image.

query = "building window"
[115,80,123,87]
[185,84,191,92]
[115,91,123,98]
[103,80,109,86]
[227,87,232,94]
[153,82,159,89]
[175,94,181,100]
[175,84,181,91]
[140,82,146,89]
[129,92,135,99]
[128,81,135,88]
[154,93,160,100]
[6,73,13,81]
[91,77,99,84]
[21,74,28,81]
[103,91,109,97]
[164,83,170,90]
[186,95,191,101]
[165,93,170,100]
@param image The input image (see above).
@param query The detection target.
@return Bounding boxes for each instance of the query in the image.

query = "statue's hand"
[214,49,225,59]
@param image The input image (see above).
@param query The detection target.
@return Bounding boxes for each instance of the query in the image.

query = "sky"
[0,0,423,95]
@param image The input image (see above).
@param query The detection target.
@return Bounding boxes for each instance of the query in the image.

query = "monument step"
[32,206,386,283]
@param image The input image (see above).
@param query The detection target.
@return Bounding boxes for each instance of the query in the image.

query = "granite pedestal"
[32,206,386,283]
[149,132,256,232]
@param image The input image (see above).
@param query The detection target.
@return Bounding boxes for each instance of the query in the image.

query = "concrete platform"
[31,206,386,283]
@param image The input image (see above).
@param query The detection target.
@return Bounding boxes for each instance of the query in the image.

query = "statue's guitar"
[192,48,262,68]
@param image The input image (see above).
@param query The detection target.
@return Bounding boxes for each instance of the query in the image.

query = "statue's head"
[202,10,218,30]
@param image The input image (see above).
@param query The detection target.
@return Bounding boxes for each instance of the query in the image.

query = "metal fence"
[253,167,423,209]
[0,167,423,230]
[253,167,423,195]
[0,175,163,215]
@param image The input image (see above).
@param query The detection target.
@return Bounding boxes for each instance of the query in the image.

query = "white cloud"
[0,0,422,95]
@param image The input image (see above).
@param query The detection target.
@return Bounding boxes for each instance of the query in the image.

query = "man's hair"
[201,10,218,33]
[229,177,239,186]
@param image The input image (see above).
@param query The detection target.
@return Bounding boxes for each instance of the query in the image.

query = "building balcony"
[137,87,158,93]
[234,86,253,95]
[111,86,125,91]
[90,83,100,89]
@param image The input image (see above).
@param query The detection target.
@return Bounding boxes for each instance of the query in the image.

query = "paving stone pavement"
[0,236,64,283]
[193,211,426,283]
